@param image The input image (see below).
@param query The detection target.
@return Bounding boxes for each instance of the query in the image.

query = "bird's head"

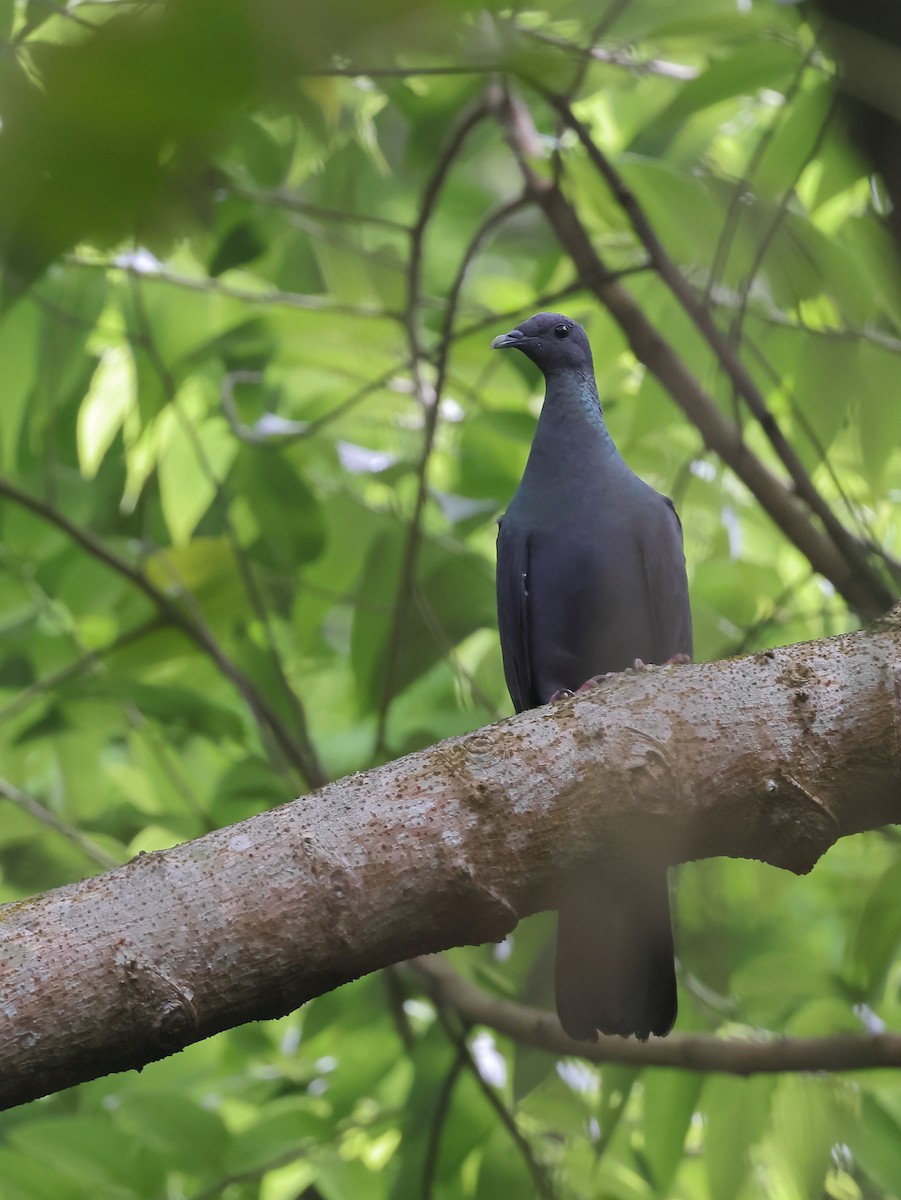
[491,312,594,376]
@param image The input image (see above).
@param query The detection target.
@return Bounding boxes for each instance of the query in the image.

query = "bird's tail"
[554,863,677,1041]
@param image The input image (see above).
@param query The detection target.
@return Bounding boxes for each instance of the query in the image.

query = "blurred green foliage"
[0,0,900,1196]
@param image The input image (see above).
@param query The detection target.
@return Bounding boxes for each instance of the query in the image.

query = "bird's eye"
[554,324,569,339]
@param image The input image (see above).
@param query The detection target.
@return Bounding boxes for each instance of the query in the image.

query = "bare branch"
[518,26,699,80]
[537,90,894,618]
[494,90,893,621]
[0,777,121,870]
[412,956,901,1076]
[0,475,321,788]
[703,47,816,307]
[374,102,491,754]
[434,1006,555,1199]
[128,280,327,788]
[66,254,399,321]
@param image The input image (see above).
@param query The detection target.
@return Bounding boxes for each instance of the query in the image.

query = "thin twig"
[518,26,698,80]
[305,63,503,78]
[421,1043,468,1200]
[128,280,327,788]
[727,94,838,349]
[537,89,894,617]
[230,187,411,232]
[496,86,893,620]
[0,777,121,870]
[66,255,399,321]
[373,101,490,755]
[703,48,816,307]
[0,475,318,787]
[435,1006,556,1200]
[412,955,901,1075]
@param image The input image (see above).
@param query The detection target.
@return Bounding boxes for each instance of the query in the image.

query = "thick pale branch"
[1,616,900,1108]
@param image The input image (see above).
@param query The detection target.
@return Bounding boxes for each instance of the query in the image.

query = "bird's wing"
[643,496,693,662]
[496,516,533,713]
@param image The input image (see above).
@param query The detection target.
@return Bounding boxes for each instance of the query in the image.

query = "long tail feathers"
[554,866,677,1042]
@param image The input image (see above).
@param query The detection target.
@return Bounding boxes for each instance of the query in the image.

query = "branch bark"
[2,613,900,1109]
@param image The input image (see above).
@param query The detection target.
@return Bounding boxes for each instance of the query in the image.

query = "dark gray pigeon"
[492,311,692,1041]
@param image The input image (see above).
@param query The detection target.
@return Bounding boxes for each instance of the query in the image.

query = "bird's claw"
[629,654,690,671]
[549,654,690,703]
[576,673,617,691]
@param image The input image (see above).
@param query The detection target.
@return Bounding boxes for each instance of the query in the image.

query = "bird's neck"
[532,370,620,459]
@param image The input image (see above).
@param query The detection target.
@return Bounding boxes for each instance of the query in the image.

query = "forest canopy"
[0,0,900,1197]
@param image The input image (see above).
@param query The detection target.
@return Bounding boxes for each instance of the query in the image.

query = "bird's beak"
[491,328,526,350]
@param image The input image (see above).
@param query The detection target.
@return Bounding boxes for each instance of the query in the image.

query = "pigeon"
[492,311,692,1041]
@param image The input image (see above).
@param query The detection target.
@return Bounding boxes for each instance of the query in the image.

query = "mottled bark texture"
[2,609,900,1108]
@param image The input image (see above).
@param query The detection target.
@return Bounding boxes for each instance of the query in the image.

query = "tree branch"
[0,777,120,870]
[494,91,893,621]
[1,613,900,1108]
[0,475,323,788]
[536,90,895,619]
[375,101,491,754]
[128,279,327,789]
[411,956,901,1076]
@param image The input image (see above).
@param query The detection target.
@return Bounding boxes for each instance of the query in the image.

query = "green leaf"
[640,1069,704,1194]
[597,1063,641,1151]
[350,529,496,712]
[766,1077,844,1200]
[0,299,39,471]
[232,446,326,571]
[631,41,804,156]
[225,1098,333,1174]
[754,84,832,202]
[113,1091,229,1177]
[845,857,901,998]
[389,1025,496,1200]
[121,681,243,741]
[142,537,247,621]
[703,1076,775,1200]
[7,1115,164,1196]
[475,1127,540,1200]
[209,219,267,277]
[852,1093,901,1196]
[157,385,238,545]
[0,1148,87,1200]
[618,155,724,267]
[856,343,901,487]
[456,409,535,502]
[77,344,138,479]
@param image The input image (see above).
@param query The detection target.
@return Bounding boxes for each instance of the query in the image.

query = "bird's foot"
[550,655,691,703]
[577,672,618,691]
[552,672,622,700]
[629,654,691,671]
